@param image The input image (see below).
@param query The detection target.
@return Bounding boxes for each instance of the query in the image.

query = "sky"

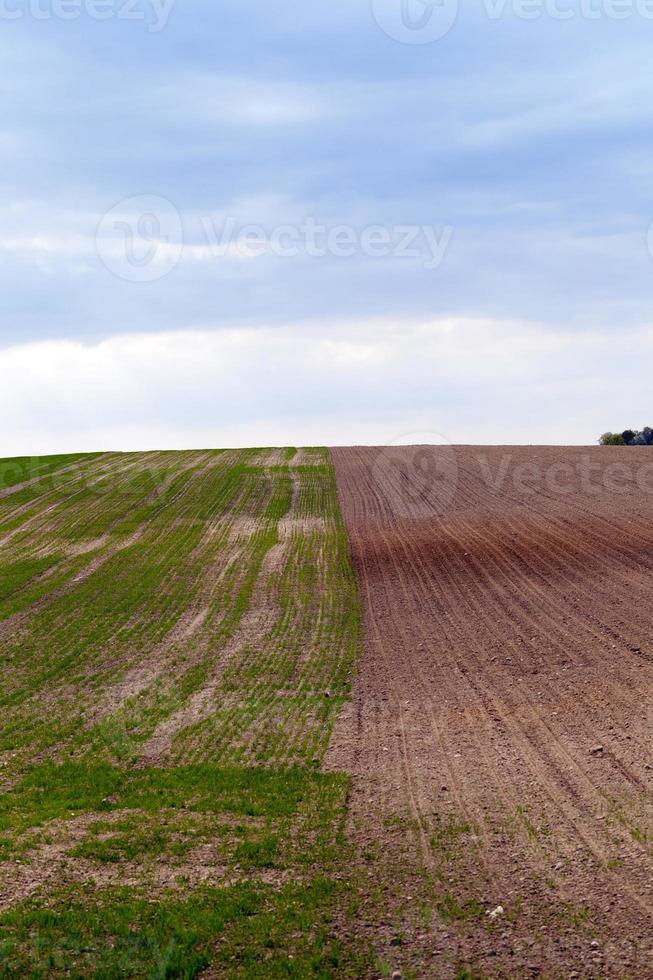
[2,0,652,453]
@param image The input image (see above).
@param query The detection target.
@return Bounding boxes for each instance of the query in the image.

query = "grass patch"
[0,879,372,978]
[436,893,484,924]
[515,804,549,842]
[430,815,473,855]
[0,762,349,835]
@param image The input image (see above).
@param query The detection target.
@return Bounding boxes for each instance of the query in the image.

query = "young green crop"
[0,448,370,976]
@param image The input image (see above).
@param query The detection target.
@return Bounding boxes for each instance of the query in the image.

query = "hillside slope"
[0,449,370,977]
[329,444,653,977]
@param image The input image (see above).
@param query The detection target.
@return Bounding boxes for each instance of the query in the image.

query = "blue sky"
[2,0,652,451]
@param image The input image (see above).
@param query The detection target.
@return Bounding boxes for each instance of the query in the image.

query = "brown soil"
[327,445,653,979]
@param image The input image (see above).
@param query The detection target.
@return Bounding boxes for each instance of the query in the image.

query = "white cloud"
[0,234,90,256]
[154,74,336,127]
[1,317,652,455]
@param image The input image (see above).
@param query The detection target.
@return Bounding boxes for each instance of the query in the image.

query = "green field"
[0,449,373,977]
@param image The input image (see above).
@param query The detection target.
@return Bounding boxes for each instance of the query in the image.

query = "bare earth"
[327,445,653,978]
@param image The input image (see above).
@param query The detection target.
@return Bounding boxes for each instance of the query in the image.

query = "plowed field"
[328,445,653,978]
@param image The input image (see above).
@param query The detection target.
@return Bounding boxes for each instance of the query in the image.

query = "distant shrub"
[599,428,653,446]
